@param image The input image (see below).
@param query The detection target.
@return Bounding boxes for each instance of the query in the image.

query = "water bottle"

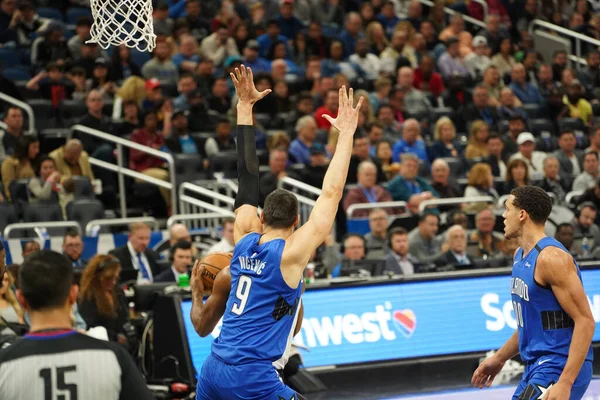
[582,237,591,258]
[305,263,315,284]
[178,273,190,288]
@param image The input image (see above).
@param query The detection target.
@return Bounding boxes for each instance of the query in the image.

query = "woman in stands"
[0,272,24,325]
[376,140,400,180]
[78,255,130,344]
[428,117,463,161]
[110,45,142,82]
[464,162,499,212]
[28,156,74,218]
[1,135,40,202]
[490,37,516,78]
[465,120,490,160]
[502,158,531,194]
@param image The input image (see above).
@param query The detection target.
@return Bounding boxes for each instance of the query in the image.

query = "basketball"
[200,252,232,291]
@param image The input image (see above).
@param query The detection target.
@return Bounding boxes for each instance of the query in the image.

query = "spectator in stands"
[501,115,525,158]
[465,120,490,160]
[364,208,389,257]
[464,36,491,81]
[481,66,502,107]
[430,158,462,206]
[503,158,531,194]
[68,17,93,60]
[277,0,303,40]
[563,80,593,125]
[349,38,380,80]
[509,132,546,179]
[11,0,46,48]
[255,19,287,59]
[204,118,236,159]
[385,227,420,275]
[487,133,507,178]
[0,0,16,44]
[572,202,600,246]
[21,241,39,260]
[497,87,526,120]
[539,155,569,204]
[314,89,339,131]
[0,106,23,158]
[551,50,568,82]
[206,217,235,255]
[0,271,24,325]
[49,139,94,183]
[376,140,400,180]
[241,39,270,73]
[298,142,328,187]
[509,63,544,106]
[142,40,178,85]
[289,115,318,165]
[387,153,438,211]
[464,162,498,205]
[26,62,74,108]
[76,90,114,160]
[554,223,582,257]
[397,67,431,116]
[165,110,202,156]
[490,37,516,78]
[553,130,583,177]
[392,119,428,163]
[412,54,444,98]
[331,234,366,277]
[72,41,101,78]
[439,14,472,56]
[578,51,600,92]
[153,3,173,36]
[78,255,130,343]
[587,126,600,155]
[365,21,387,56]
[380,30,417,74]
[468,208,505,259]
[575,181,600,224]
[338,11,363,58]
[348,136,386,183]
[62,229,86,268]
[408,212,441,265]
[343,161,393,218]
[377,105,401,137]
[172,34,200,73]
[207,77,232,115]
[110,45,142,82]
[172,73,198,111]
[479,14,504,55]
[259,147,297,207]
[462,85,499,131]
[437,37,470,80]
[87,58,116,98]
[1,134,39,201]
[110,222,161,283]
[30,21,70,72]
[573,151,600,191]
[28,156,73,216]
[178,0,210,42]
[435,225,473,269]
[155,241,193,283]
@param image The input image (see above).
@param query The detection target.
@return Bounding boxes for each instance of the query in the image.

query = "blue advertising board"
[180,269,600,373]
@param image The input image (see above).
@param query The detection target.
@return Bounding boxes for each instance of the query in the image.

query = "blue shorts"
[512,358,592,400]
[196,353,300,400]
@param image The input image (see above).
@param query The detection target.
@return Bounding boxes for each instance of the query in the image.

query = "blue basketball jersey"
[211,233,303,365]
[511,237,593,364]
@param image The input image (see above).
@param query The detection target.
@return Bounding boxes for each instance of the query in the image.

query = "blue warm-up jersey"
[511,237,593,364]
[211,232,303,365]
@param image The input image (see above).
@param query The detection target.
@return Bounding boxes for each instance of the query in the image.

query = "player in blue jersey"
[472,186,595,400]
[191,65,363,400]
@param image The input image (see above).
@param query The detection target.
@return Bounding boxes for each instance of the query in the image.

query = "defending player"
[194,65,362,400]
[472,186,595,400]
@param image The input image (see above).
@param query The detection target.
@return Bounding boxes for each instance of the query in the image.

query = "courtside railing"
[85,217,159,236]
[278,177,320,225]
[178,183,235,230]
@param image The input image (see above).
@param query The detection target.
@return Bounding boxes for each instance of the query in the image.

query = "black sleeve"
[234,125,260,209]
[114,345,154,400]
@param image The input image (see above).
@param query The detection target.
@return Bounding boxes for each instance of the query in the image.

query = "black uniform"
[0,329,153,400]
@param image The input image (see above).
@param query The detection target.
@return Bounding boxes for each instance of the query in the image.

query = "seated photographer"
[434,225,473,271]
[155,241,194,283]
[78,255,130,345]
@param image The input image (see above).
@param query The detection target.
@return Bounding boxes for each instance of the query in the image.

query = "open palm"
[230,65,271,105]
[322,86,364,134]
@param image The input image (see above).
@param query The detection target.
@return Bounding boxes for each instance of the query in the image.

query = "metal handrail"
[179,195,236,216]
[71,124,177,217]
[179,182,235,206]
[416,0,486,28]
[566,190,584,206]
[418,196,495,213]
[167,213,229,229]
[4,221,80,240]
[346,201,409,219]
[279,176,322,196]
[0,92,35,134]
[85,217,159,236]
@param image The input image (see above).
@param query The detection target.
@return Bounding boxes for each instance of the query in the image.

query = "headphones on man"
[575,201,598,218]
[340,233,368,255]
[387,227,408,248]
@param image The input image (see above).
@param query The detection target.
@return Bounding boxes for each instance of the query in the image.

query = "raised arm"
[283,86,363,270]
[229,65,272,244]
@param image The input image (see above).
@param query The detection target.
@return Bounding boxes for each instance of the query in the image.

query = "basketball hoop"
[87,0,156,52]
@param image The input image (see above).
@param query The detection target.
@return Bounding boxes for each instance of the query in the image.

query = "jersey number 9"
[232,275,253,315]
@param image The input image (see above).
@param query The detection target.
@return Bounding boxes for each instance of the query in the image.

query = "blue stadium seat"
[66,8,92,24]
[36,7,65,21]
[70,176,94,198]
[558,117,586,133]
[68,198,105,232]
[28,99,56,130]
[0,48,20,67]
[2,67,32,81]
[130,49,151,68]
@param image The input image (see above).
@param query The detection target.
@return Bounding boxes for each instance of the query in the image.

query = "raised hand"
[322,85,364,135]
[230,65,271,105]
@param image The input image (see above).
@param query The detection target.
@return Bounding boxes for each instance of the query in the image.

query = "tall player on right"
[472,186,595,400]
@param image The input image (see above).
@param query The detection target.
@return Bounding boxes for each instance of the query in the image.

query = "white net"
[87,0,156,52]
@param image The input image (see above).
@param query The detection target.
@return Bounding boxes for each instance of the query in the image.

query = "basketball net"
[87,0,156,52]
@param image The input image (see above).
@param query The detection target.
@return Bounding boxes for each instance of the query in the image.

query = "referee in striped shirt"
[0,250,153,400]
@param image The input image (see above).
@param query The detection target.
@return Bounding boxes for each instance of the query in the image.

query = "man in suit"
[435,225,473,270]
[343,161,393,218]
[384,227,420,275]
[62,229,87,268]
[49,139,95,182]
[155,241,194,283]
[110,222,161,283]
[553,130,584,178]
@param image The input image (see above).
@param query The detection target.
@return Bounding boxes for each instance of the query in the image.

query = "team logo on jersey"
[392,309,417,338]
[517,382,554,399]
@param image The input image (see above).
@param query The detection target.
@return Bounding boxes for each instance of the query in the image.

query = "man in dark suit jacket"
[553,130,584,177]
[110,222,161,283]
[434,225,473,270]
[155,241,194,283]
[384,228,421,275]
[460,85,499,132]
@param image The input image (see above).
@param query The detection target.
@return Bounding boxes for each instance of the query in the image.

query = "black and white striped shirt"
[0,329,153,400]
